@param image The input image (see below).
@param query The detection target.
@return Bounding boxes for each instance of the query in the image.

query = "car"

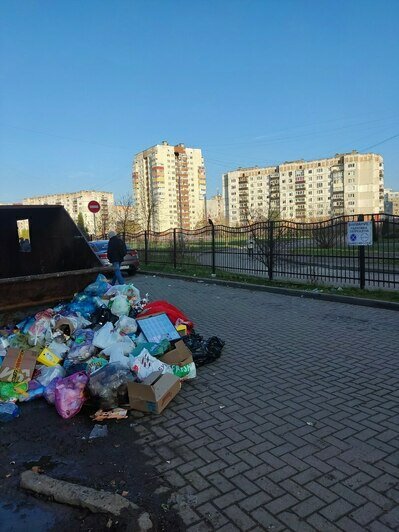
[89,240,139,275]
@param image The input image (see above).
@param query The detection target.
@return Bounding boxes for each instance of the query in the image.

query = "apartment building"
[384,189,399,216]
[223,151,384,224]
[133,141,206,231]
[23,190,115,234]
[206,194,225,224]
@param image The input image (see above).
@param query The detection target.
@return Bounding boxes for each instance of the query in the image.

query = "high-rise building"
[206,194,225,224]
[384,189,399,215]
[223,151,384,224]
[23,190,115,234]
[133,141,206,231]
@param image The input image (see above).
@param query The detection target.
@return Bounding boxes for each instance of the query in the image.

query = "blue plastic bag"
[68,294,97,318]
[83,274,111,297]
[18,380,45,402]
[0,402,20,422]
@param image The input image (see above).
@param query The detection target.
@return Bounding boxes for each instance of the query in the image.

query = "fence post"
[144,230,148,265]
[357,214,365,289]
[268,220,274,281]
[371,214,378,242]
[209,219,216,275]
[173,228,177,269]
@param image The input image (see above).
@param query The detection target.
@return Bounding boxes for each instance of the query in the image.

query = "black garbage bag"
[183,331,225,367]
[90,307,119,330]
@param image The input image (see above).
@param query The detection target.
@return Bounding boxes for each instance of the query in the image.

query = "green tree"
[77,212,89,239]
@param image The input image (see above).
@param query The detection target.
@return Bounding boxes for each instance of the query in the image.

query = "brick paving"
[132,275,399,531]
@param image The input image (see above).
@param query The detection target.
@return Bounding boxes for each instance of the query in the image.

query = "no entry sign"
[88,200,101,214]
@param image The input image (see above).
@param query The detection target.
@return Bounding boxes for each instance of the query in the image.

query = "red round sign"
[88,200,101,213]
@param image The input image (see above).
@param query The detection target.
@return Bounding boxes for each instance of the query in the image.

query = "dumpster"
[0,205,107,316]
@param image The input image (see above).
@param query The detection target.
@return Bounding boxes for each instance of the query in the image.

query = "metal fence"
[125,214,399,289]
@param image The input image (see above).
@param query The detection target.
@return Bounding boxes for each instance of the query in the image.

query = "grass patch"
[140,263,399,303]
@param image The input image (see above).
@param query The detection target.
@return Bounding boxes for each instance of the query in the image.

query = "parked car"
[89,240,139,275]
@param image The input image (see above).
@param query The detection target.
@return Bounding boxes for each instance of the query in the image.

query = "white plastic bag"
[28,317,52,346]
[116,335,135,354]
[36,364,66,387]
[134,332,147,344]
[107,344,130,368]
[105,284,140,301]
[116,316,137,335]
[47,340,70,359]
[101,334,135,356]
[93,322,114,349]
[110,295,130,317]
[104,285,126,297]
[129,349,173,381]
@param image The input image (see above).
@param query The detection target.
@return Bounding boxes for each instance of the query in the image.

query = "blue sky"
[1,0,399,203]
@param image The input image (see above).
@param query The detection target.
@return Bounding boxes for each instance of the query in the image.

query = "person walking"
[247,238,254,258]
[107,231,127,285]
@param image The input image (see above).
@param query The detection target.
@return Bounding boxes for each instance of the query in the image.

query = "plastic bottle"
[0,402,20,422]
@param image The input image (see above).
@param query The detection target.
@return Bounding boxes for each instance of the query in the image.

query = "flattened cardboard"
[0,348,37,383]
[159,340,193,367]
[128,371,181,414]
[136,313,181,343]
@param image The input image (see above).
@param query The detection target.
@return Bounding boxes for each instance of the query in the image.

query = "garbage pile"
[0,274,225,422]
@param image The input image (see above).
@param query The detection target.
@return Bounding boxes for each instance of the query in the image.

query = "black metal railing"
[124,214,399,289]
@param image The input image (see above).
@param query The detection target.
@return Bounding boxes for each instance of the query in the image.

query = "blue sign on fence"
[347,221,373,246]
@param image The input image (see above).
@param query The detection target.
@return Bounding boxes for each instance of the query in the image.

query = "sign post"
[347,218,372,289]
[88,200,101,237]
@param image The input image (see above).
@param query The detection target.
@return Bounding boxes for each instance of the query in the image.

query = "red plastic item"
[137,300,193,333]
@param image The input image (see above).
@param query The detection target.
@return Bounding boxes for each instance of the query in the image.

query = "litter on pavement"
[0,274,225,422]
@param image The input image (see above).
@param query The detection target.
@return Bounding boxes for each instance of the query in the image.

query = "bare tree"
[135,179,159,232]
[144,195,159,233]
[114,194,141,241]
[310,218,345,249]
[242,204,288,277]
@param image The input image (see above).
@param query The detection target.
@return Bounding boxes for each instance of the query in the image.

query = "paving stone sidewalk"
[132,275,399,531]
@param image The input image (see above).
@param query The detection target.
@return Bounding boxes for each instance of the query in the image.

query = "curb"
[20,470,152,530]
[137,271,399,312]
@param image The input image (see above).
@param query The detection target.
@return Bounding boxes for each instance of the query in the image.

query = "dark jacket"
[107,236,127,263]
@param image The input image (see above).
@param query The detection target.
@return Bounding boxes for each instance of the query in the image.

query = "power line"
[201,114,399,149]
[0,122,133,152]
[361,132,399,151]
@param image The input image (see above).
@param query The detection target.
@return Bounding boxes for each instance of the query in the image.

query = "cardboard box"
[128,372,181,414]
[0,348,37,383]
[158,340,193,367]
